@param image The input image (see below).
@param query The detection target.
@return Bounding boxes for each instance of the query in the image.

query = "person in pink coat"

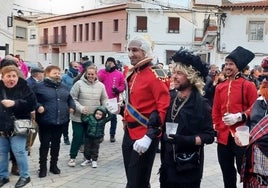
[15,55,29,78]
[98,57,125,142]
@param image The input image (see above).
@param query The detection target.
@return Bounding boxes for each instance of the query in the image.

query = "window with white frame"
[249,21,264,41]
[29,29,36,39]
[168,17,180,33]
[136,16,147,32]
[16,26,27,39]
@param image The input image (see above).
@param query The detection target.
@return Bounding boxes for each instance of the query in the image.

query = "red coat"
[124,63,170,140]
[212,77,258,145]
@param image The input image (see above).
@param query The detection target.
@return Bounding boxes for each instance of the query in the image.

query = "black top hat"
[225,46,255,71]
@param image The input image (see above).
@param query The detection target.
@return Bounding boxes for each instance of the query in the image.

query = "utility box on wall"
[0,44,9,56]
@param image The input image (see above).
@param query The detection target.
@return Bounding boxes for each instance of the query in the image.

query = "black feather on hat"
[225,46,255,71]
[171,47,209,79]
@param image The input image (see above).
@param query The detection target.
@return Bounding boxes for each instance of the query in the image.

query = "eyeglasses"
[258,75,268,82]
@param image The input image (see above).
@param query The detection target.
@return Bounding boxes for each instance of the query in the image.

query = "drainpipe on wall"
[125,9,129,52]
[216,13,222,54]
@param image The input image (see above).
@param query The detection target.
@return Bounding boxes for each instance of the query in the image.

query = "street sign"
[0,46,6,51]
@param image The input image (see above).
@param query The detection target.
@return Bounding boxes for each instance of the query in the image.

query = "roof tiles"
[222,0,268,7]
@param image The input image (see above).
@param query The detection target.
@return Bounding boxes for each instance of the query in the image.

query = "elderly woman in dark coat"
[32,65,75,178]
[160,49,215,188]
[0,65,36,188]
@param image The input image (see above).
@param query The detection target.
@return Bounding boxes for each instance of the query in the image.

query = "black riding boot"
[39,147,49,178]
[50,145,61,174]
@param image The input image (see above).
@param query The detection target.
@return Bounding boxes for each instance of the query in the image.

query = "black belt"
[127,122,141,129]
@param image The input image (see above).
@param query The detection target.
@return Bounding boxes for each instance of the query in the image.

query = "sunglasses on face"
[258,75,268,82]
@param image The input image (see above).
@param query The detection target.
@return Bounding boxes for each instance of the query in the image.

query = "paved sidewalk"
[3,116,243,188]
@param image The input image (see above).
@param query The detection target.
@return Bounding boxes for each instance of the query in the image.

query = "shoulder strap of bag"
[250,116,268,144]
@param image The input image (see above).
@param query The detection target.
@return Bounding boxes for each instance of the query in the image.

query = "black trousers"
[122,129,159,188]
[38,123,65,167]
[62,120,70,138]
[217,133,246,188]
[84,137,102,161]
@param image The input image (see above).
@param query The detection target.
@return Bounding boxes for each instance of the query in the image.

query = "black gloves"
[146,110,162,139]
[167,134,195,146]
[147,110,161,128]
[112,87,120,94]
[146,127,161,139]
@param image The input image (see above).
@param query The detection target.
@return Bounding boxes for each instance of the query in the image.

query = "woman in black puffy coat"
[32,65,75,178]
[0,65,36,188]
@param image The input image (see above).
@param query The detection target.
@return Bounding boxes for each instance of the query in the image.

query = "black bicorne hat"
[171,48,209,79]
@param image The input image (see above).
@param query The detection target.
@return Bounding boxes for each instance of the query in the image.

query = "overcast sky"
[13,0,261,15]
[14,0,94,14]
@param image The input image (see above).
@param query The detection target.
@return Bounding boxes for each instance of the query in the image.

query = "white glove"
[133,135,152,154]
[222,113,242,126]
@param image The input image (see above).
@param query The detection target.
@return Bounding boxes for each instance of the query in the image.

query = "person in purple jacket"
[98,57,125,142]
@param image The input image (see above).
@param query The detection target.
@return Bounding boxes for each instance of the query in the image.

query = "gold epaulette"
[151,66,169,81]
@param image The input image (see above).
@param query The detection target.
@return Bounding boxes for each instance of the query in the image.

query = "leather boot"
[49,165,61,174]
[38,166,47,178]
[39,147,49,178]
[110,135,116,142]
[11,162,19,176]
[50,144,60,174]
[64,136,70,145]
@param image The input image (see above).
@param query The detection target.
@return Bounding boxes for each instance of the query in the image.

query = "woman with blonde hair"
[68,65,108,168]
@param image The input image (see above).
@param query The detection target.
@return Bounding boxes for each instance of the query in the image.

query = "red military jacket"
[124,58,170,140]
[212,76,258,145]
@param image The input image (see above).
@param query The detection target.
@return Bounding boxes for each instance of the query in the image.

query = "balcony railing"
[194,25,217,45]
[40,35,67,46]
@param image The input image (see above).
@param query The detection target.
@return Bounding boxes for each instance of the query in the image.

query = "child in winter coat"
[80,106,112,168]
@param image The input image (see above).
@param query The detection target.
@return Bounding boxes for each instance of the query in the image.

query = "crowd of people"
[0,38,268,188]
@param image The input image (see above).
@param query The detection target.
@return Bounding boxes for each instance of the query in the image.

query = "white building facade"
[0,0,14,57]
[126,4,211,66]
[217,3,268,68]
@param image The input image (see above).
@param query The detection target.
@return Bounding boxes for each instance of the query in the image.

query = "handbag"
[14,119,35,136]
[173,148,201,173]
[1,85,35,136]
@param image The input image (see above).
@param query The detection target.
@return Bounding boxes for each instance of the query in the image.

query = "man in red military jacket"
[122,35,170,188]
[212,46,258,188]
